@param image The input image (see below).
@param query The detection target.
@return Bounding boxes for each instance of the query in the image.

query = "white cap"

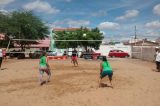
[155,47,159,49]
[0,49,2,52]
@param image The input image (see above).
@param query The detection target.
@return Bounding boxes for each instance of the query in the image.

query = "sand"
[0,58,160,106]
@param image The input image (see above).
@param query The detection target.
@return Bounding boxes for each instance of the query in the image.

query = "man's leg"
[156,62,158,70]
[158,62,160,72]
[0,57,2,70]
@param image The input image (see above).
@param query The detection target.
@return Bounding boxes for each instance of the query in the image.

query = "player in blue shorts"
[99,56,113,87]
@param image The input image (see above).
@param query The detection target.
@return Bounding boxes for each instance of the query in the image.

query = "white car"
[56,52,63,56]
[47,51,57,56]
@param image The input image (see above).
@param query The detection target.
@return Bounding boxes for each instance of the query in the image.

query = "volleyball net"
[3,39,103,59]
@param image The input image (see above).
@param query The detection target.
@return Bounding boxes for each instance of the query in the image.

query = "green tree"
[0,11,49,50]
[0,12,10,48]
[54,27,103,50]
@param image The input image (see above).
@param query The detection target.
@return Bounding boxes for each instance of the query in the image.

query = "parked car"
[47,51,57,56]
[6,50,25,59]
[30,50,43,59]
[108,50,129,58]
[80,52,101,59]
[97,55,106,60]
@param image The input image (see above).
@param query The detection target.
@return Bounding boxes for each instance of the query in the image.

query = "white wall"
[95,43,131,57]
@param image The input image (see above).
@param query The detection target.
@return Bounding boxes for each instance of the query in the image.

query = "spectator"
[0,48,3,70]
[155,47,160,72]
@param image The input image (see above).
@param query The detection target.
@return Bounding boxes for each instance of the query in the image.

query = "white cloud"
[91,10,107,17]
[145,20,160,29]
[46,22,62,29]
[46,19,90,28]
[0,9,8,13]
[100,31,106,35]
[98,21,120,30]
[116,10,139,20]
[0,0,14,5]
[23,0,60,14]
[47,20,67,28]
[0,9,10,15]
[145,30,160,37]
[153,4,160,15]
[67,20,90,27]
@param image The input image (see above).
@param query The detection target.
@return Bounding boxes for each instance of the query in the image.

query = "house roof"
[14,38,50,48]
[129,39,159,46]
[30,39,50,48]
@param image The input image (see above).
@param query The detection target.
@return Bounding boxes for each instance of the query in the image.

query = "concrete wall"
[95,43,131,57]
[96,44,156,61]
[131,46,156,61]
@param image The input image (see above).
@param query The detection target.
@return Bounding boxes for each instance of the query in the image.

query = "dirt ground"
[0,58,160,106]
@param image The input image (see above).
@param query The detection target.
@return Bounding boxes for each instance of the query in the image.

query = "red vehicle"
[108,50,129,58]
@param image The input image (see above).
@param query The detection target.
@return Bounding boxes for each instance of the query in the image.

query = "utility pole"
[134,26,137,39]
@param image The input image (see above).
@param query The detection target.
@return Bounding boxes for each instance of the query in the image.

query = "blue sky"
[0,0,160,41]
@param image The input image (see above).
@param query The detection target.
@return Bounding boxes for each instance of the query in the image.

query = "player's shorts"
[100,70,113,79]
[72,56,77,61]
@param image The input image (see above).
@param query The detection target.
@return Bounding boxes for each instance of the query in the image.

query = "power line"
[11,39,104,41]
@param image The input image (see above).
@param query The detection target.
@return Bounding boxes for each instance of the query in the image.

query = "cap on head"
[156,47,159,49]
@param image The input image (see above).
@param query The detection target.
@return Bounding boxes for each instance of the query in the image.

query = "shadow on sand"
[100,83,113,88]
[1,68,7,70]
[152,69,160,72]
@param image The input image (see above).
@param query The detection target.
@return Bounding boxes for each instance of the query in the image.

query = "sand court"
[0,58,160,106]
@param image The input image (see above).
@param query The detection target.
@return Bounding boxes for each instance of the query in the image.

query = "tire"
[17,53,25,59]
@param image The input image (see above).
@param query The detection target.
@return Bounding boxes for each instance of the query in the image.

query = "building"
[129,39,159,46]
[156,37,160,44]
[124,38,159,46]
[30,38,50,51]
[95,43,131,56]
[13,38,50,51]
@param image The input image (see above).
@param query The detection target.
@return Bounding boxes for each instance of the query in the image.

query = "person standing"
[154,47,159,59]
[155,47,160,72]
[0,48,3,70]
[99,56,113,87]
[71,49,78,66]
[39,51,51,85]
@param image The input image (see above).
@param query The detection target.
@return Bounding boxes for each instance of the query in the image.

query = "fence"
[131,46,156,61]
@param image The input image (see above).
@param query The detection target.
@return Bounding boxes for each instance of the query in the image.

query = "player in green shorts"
[39,51,51,85]
[99,56,113,87]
